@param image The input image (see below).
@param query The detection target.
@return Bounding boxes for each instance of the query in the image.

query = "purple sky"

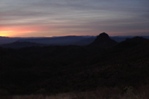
[0,0,149,37]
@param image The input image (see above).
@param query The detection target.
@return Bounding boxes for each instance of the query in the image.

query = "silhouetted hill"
[116,36,148,49]
[89,32,117,48]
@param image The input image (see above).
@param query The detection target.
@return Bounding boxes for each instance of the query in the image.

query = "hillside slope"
[0,33,149,95]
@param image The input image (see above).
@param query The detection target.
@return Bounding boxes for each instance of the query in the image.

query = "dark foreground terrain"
[0,33,149,98]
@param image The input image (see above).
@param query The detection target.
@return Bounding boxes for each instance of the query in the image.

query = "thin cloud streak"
[0,0,149,37]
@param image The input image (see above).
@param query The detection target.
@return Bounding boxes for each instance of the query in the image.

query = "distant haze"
[0,0,149,37]
[1,35,149,46]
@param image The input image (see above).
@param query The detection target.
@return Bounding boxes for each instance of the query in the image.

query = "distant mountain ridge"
[1,41,45,49]
[0,33,149,48]
[17,36,95,45]
[0,36,95,45]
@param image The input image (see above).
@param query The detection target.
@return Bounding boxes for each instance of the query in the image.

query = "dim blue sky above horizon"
[0,0,149,37]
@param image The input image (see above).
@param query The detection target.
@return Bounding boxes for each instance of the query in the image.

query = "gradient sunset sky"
[0,0,149,37]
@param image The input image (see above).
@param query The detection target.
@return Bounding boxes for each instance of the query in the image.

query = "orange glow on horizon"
[0,24,56,37]
[0,26,39,37]
[0,30,16,37]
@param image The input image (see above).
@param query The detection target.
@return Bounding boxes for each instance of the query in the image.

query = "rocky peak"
[89,32,117,48]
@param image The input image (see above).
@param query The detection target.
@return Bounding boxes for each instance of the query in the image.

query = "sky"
[0,0,149,37]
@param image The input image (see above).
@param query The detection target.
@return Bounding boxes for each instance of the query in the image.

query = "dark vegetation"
[0,32,149,95]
